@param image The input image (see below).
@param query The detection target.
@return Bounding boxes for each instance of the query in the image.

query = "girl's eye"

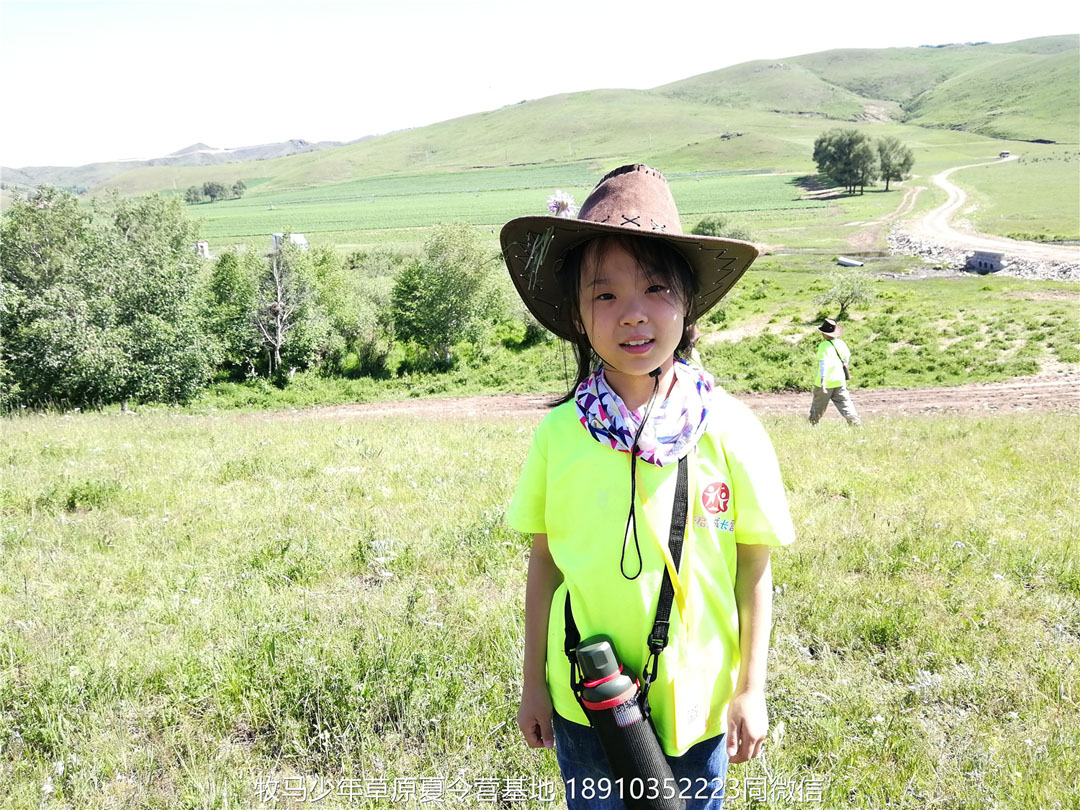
[596,292,614,301]
[646,284,667,294]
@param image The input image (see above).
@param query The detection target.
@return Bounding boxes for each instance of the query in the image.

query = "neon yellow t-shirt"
[816,338,851,388]
[507,389,795,756]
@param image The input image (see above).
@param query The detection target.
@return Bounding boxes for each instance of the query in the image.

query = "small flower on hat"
[546,190,578,219]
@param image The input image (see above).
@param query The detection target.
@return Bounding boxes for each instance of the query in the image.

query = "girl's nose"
[619,295,648,326]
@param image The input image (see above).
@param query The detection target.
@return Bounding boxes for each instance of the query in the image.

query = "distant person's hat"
[818,318,843,338]
[500,164,759,340]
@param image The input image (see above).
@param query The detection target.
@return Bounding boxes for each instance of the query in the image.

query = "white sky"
[1,0,1077,168]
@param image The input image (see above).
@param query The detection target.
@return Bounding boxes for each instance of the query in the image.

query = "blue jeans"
[553,712,729,810]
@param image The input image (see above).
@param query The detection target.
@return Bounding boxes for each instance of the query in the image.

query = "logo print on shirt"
[701,482,730,514]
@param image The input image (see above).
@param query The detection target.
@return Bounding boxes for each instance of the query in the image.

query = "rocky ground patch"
[888,231,1080,282]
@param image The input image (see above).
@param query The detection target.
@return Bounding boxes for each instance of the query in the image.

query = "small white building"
[194,240,211,259]
[968,250,1004,274]
[270,233,310,252]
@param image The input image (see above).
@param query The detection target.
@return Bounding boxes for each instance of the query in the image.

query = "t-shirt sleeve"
[506,418,549,534]
[720,398,796,547]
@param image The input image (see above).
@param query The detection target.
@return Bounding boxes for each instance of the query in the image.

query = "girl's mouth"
[620,338,654,355]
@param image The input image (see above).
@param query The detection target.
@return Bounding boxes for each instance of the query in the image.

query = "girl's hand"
[725,687,768,763]
[517,685,555,749]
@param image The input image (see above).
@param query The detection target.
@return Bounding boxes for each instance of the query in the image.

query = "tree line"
[0,187,536,410]
[813,129,914,194]
[185,180,246,204]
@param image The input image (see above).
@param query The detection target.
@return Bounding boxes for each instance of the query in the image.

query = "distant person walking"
[809,318,860,426]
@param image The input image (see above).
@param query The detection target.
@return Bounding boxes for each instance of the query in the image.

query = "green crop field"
[183,132,1052,257]
[188,171,845,254]
[2,406,1076,809]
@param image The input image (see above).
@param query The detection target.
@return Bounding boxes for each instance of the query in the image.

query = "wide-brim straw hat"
[818,318,844,338]
[500,164,759,341]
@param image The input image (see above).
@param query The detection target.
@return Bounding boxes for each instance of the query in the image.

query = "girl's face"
[577,242,686,385]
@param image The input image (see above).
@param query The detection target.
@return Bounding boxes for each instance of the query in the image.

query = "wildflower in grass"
[546,190,578,218]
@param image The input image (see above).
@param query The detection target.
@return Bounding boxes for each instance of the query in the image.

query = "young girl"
[501,165,795,810]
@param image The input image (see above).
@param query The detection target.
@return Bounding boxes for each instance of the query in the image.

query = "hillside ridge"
[3,34,1074,199]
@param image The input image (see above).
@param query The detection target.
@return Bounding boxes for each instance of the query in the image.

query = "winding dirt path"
[270,366,1079,423]
[902,156,1080,264]
[847,183,927,250]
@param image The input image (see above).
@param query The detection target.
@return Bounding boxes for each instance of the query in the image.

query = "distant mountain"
[2,137,368,194]
[170,143,215,156]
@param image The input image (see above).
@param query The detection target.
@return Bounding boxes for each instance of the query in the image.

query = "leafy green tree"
[815,270,875,318]
[853,139,879,194]
[1,188,215,409]
[338,249,409,374]
[691,215,754,242]
[252,241,331,379]
[204,250,262,374]
[202,181,229,203]
[389,223,500,363]
[0,186,97,296]
[876,136,915,191]
[232,180,246,199]
[184,185,203,204]
[98,193,216,405]
[813,129,879,194]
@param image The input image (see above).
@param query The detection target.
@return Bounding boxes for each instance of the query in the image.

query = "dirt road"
[276,365,1078,423]
[902,156,1080,265]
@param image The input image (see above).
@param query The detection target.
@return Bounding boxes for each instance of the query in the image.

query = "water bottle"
[577,636,685,810]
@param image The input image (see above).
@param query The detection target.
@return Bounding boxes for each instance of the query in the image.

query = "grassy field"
[700,259,1080,391]
[2,405,1077,809]
[951,147,1080,241]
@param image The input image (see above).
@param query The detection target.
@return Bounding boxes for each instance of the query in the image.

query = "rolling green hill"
[89,35,1076,201]
[97,90,782,196]
[8,35,1075,252]
[662,36,1079,141]
[904,49,1080,143]
[655,59,894,120]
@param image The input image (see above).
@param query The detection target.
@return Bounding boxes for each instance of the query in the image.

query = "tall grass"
[2,408,1077,808]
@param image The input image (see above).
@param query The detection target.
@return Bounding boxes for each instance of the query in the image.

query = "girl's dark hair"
[551,235,699,406]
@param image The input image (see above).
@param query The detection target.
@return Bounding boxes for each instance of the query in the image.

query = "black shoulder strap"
[561,460,686,721]
[831,340,851,379]
[562,455,690,717]
[564,592,588,716]
[649,454,689,652]
[640,454,689,715]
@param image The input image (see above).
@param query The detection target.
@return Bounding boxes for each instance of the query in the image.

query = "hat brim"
[500,215,760,341]
[818,323,844,338]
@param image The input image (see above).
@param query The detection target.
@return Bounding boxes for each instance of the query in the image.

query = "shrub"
[816,270,875,318]
[692,215,754,242]
[389,223,505,363]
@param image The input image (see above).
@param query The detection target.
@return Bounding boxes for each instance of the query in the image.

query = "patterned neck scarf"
[575,358,713,467]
